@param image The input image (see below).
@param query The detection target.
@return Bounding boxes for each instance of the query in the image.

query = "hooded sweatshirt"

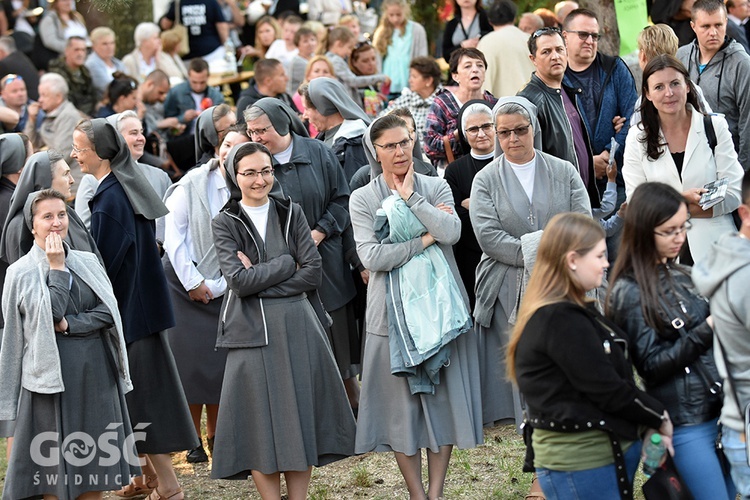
[692,232,750,432]
[677,38,750,169]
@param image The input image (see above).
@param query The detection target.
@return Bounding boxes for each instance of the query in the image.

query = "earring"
[571,266,577,271]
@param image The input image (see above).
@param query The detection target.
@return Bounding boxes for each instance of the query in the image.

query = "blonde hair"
[304,55,336,82]
[373,0,410,56]
[160,29,183,54]
[255,15,281,57]
[506,213,605,382]
[90,27,115,45]
[318,26,355,55]
[637,24,679,62]
[52,0,85,28]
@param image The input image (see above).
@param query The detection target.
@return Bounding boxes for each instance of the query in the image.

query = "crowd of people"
[2,0,750,499]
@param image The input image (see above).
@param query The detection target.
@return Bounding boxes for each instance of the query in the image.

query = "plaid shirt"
[379,86,441,143]
[423,88,496,165]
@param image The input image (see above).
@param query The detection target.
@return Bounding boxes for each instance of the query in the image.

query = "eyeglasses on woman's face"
[654,220,692,238]
[373,136,413,153]
[495,123,531,140]
[465,123,494,137]
[236,168,274,179]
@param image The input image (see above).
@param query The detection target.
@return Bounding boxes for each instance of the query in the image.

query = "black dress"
[444,153,492,311]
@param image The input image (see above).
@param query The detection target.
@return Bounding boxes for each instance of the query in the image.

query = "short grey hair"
[90,27,115,45]
[134,22,161,48]
[0,36,16,54]
[460,103,493,135]
[244,106,267,124]
[494,102,532,125]
[116,110,140,132]
[40,73,69,99]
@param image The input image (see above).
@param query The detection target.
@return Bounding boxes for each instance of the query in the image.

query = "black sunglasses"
[531,27,562,39]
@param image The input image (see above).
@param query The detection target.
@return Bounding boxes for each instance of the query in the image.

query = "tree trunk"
[79,0,154,58]
[579,0,619,56]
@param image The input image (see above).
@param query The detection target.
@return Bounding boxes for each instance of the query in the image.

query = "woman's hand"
[54,317,68,333]
[706,315,714,329]
[421,232,436,249]
[237,250,252,269]
[360,269,370,285]
[46,233,65,270]
[682,188,713,218]
[435,203,454,215]
[394,163,415,201]
[188,281,214,304]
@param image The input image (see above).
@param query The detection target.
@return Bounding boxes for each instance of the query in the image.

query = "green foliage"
[411,0,445,54]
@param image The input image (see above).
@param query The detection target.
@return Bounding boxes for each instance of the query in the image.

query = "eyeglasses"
[71,145,92,154]
[373,137,413,153]
[246,125,273,138]
[354,40,371,50]
[236,168,274,179]
[1,74,22,90]
[565,30,602,42]
[531,27,562,39]
[495,123,531,140]
[465,123,494,137]
[654,220,692,238]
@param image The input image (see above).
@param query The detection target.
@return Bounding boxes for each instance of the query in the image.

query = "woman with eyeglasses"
[159,120,245,465]
[444,100,493,310]
[623,54,743,264]
[209,141,356,497]
[350,113,483,500]
[96,72,143,119]
[606,182,735,500]
[470,97,591,429]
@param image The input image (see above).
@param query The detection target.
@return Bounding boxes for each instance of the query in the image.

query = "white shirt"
[274,140,294,164]
[241,201,270,242]
[508,156,536,203]
[163,167,229,296]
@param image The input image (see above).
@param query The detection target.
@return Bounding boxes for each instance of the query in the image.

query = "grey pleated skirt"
[475,293,524,428]
[210,294,356,478]
[164,261,227,405]
[354,328,484,455]
[2,332,140,500]
[125,331,200,454]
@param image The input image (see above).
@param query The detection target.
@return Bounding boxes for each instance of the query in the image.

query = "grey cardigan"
[350,172,467,337]
[469,151,592,328]
[0,244,132,420]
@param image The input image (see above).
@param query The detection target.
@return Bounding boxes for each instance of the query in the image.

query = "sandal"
[148,487,184,500]
[114,474,159,498]
[525,475,546,500]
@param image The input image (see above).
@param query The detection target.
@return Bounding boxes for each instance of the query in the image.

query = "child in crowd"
[372,0,427,97]
[240,15,280,61]
[321,26,390,105]
[293,55,336,136]
[287,27,319,95]
[265,14,303,70]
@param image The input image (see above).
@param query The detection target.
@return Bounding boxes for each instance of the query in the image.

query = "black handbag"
[642,454,694,500]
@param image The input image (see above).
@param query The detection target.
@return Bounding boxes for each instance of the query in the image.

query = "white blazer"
[623,105,743,262]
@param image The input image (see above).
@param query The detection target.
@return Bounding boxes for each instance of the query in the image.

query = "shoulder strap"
[704,114,717,156]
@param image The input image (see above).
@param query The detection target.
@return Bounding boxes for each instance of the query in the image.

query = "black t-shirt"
[165,0,225,59]
[567,59,601,130]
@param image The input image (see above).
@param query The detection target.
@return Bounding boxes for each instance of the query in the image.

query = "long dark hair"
[606,182,688,329]
[639,54,704,161]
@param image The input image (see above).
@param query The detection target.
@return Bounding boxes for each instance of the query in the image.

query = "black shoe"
[207,436,215,455]
[186,445,208,463]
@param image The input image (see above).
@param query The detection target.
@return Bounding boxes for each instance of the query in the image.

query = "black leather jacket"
[608,265,722,427]
[518,73,600,208]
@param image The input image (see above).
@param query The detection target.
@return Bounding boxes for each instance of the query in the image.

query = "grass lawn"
[1,425,652,498]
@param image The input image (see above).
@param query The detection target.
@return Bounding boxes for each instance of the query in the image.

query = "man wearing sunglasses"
[0,73,32,132]
[517,26,600,209]
[562,9,636,216]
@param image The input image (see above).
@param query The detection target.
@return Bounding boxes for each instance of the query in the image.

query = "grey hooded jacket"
[693,232,750,432]
[677,38,750,169]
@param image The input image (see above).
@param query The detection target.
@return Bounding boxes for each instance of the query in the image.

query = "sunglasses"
[565,30,602,42]
[1,74,22,90]
[531,27,562,39]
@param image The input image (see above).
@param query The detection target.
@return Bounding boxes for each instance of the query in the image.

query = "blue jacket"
[91,174,175,343]
[564,53,637,171]
[163,81,224,136]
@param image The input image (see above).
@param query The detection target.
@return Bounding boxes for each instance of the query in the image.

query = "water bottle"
[224,41,238,76]
[642,433,666,478]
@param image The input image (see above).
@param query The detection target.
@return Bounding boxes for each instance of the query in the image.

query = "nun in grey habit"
[0,133,26,439]
[349,114,483,461]
[0,150,101,266]
[469,96,592,428]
